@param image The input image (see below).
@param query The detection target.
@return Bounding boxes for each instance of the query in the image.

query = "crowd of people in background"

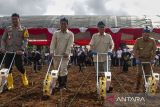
[22,45,160,73]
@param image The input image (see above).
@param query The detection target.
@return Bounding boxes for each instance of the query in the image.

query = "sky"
[0,0,160,16]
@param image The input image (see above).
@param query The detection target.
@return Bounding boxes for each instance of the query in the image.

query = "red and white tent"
[0,27,159,49]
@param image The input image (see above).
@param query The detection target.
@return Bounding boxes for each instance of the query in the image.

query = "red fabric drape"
[152,28,160,33]
[0,29,4,35]
[86,28,99,36]
[0,28,160,47]
[68,28,80,34]
[121,40,136,45]
[105,28,121,49]
[120,28,143,39]
[28,28,52,45]
[28,40,50,45]
[74,39,90,45]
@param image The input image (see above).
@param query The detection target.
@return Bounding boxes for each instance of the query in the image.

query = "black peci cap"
[60,17,68,24]
[11,13,20,18]
[97,21,105,28]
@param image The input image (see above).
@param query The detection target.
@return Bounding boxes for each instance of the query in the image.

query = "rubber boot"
[21,72,28,86]
[7,73,14,90]
[61,76,67,90]
[64,75,67,88]
[58,76,62,89]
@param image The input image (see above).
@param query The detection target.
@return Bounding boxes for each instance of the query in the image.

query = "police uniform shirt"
[133,37,157,60]
[1,26,29,51]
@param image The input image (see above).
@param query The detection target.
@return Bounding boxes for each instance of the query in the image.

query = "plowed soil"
[0,65,160,107]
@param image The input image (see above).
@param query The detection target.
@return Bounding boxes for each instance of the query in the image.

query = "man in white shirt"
[90,21,114,73]
[50,17,74,89]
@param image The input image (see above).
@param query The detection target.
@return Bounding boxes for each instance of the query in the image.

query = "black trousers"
[4,53,25,74]
[123,60,128,72]
[0,53,4,64]
[33,60,41,72]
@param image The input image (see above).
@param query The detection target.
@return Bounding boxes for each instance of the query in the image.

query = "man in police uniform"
[1,13,29,90]
[90,21,114,73]
[133,27,157,92]
[50,17,74,89]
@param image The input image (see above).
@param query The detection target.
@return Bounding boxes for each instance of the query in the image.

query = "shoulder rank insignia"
[24,29,29,38]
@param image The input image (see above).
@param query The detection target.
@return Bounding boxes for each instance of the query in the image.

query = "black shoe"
[62,87,67,90]
[107,86,113,93]
[42,95,50,100]
[58,75,67,90]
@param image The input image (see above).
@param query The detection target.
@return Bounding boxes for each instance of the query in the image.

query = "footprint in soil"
[68,91,98,101]
[41,95,51,101]
[19,91,43,101]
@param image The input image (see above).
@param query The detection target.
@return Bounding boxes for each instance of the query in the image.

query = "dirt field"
[0,65,160,107]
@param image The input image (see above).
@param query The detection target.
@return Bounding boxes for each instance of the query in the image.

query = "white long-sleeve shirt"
[50,29,74,56]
